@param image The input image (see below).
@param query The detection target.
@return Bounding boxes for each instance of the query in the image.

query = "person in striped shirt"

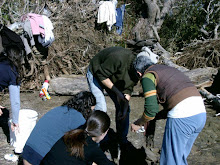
[131,56,206,165]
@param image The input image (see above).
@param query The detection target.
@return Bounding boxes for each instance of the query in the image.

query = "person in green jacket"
[86,47,139,148]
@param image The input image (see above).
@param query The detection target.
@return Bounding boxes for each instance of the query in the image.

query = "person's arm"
[9,85,20,132]
[97,54,130,119]
[101,79,132,102]
[101,78,125,101]
[101,78,129,120]
[131,73,159,132]
[101,78,114,89]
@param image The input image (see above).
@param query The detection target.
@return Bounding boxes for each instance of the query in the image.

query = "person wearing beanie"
[131,55,206,165]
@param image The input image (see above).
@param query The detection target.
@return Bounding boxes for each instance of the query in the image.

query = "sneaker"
[4,154,18,162]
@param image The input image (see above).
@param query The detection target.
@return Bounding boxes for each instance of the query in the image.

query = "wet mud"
[0,92,219,164]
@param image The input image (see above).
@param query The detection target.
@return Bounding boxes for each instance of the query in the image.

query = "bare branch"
[214,24,220,39]
[0,0,6,8]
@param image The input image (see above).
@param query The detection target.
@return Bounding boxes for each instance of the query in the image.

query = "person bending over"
[23,91,96,165]
[87,46,140,147]
[131,56,206,165]
[0,46,23,132]
[42,110,116,165]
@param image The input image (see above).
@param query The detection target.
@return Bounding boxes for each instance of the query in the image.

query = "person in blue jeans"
[131,56,207,165]
[0,46,23,133]
[87,47,139,148]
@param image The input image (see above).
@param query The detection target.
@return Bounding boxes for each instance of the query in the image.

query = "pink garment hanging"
[21,13,45,37]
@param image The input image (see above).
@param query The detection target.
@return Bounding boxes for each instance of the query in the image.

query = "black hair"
[7,47,24,83]
[62,91,96,120]
[64,110,111,159]
[0,46,24,84]
[85,110,110,137]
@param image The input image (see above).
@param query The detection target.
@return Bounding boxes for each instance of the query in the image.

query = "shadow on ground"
[100,128,148,165]
[0,108,10,143]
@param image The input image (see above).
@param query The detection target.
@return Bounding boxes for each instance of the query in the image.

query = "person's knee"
[94,95,107,112]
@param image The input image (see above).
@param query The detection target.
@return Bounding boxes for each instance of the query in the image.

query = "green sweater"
[141,73,159,121]
[89,47,137,95]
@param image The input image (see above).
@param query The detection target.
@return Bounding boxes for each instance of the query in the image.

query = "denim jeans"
[160,113,206,165]
[86,69,130,144]
[86,69,107,112]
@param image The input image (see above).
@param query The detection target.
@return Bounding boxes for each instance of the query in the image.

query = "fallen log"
[199,88,220,112]
[48,67,218,97]
[184,67,218,88]
[186,67,220,111]
[49,75,89,95]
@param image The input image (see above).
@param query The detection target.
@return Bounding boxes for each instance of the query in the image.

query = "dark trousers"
[105,88,130,144]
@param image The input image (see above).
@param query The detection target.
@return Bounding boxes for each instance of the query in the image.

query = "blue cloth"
[160,113,206,165]
[22,105,86,165]
[22,145,43,165]
[0,60,20,124]
[0,60,18,91]
[86,68,130,144]
[115,4,125,35]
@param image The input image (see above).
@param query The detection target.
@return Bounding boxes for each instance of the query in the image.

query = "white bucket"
[9,109,38,153]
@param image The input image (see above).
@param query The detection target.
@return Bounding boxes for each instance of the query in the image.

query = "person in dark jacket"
[87,46,139,146]
[0,44,23,132]
[131,56,206,165]
[23,91,96,165]
[41,110,116,165]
